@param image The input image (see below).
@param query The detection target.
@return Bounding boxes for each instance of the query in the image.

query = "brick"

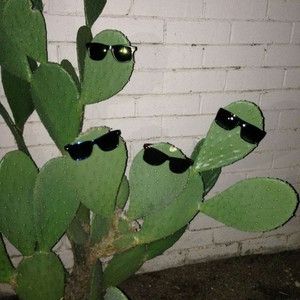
[23,122,54,146]
[131,0,203,18]
[265,45,300,67]
[292,23,300,43]
[47,42,59,63]
[0,147,15,159]
[102,0,132,16]
[226,69,284,91]
[48,0,83,15]
[3,236,21,257]
[161,115,214,137]
[0,124,16,147]
[203,45,264,67]
[273,149,300,168]
[231,21,292,44]
[135,45,204,70]
[57,42,78,68]
[201,92,260,113]
[166,21,230,45]
[85,96,135,119]
[268,0,300,21]
[279,110,300,129]
[287,231,300,248]
[208,172,247,193]
[285,69,300,88]
[29,145,61,168]
[214,227,262,243]
[0,98,13,123]
[205,0,267,20]
[135,94,201,117]
[263,110,280,130]
[260,90,300,110]
[189,212,224,230]
[164,70,226,93]
[93,17,164,44]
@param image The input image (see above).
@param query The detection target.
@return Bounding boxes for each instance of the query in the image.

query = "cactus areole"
[0,1,298,299]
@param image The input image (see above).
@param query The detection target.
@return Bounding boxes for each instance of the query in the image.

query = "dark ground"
[120,249,300,300]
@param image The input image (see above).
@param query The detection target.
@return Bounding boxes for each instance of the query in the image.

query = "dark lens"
[240,123,266,144]
[169,157,193,174]
[94,130,121,151]
[65,141,93,161]
[87,43,109,61]
[112,45,134,62]
[143,147,168,166]
[215,108,238,130]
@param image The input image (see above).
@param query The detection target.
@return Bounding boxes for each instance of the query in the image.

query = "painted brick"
[102,0,132,16]
[265,45,300,67]
[268,0,300,21]
[231,21,292,44]
[135,45,204,70]
[214,227,262,244]
[292,23,300,44]
[273,149,300,168]
[201,91,260,114]
[164,70,226,93]
[0,124,16,147]
[93,17,164,44]
[226,69,284,91]
[48,42,59,63]
[279,110,300,129]
[285,69,300,88]
[0,147,15,159]
[205,0,267,20]
[23,122,54,146]
[260,90,300,110]
[189,212,225,231]
[0,98,13,123]
[3,236,21,257]
[166,21,230,45]
[161,115,214,137]
[263,110,280,130]
[287,231,300,248]
[29,145,61,168]
[208,172,247,193]
[203,45,264,67]
[131,0,204,18]
[135,94,201,117]
[57,42,77,68]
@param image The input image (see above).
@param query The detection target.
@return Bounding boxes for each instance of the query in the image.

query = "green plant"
[0,1,298,299]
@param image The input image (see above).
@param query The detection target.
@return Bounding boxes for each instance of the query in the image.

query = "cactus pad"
[84,0,107,28]
[201,178,298,232]
[16,252,65,300]
[116,175,130,209]
[31,62,83,152]
[0,151,38,255]
[194,101,264,172]
[0,235,15,284]
[61,59,81,92]
[80,30,135,105]
[104,287,128,300]
[127,143,191,219]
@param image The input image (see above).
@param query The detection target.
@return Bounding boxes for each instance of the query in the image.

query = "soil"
[1,249,300,300]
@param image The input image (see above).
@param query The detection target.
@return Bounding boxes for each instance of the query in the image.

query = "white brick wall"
[1,0,300,274]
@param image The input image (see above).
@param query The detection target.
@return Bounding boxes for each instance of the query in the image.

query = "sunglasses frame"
[215,108,266,144]
[86,42,137,62]
[64,130,121,161]
[143,144,193,174]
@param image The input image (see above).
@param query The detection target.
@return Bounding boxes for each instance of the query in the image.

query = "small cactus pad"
[104,287,128,300]
[16,252,65,300]
[1,68,35,131]
[116,175,130,209]
[200,178,298,232]
[84,0,107,28]
[68,127,127,215]
[127,143,191,220]
[31,62,83,152]
[33,157,80,251]
[0,151,38,255]
[2,0,47,63]
[0,235,15,284]
[194,101,264,172]
[80,30,135,105]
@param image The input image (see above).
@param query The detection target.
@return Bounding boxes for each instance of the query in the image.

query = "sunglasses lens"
[143,148,168,166]
[240,124,266,144]
[87,43,109,61]
[94,130,121,151]
[65,141,93,161]
[169,158,193,174]
[112,45,134,62]
[215,108,238,130]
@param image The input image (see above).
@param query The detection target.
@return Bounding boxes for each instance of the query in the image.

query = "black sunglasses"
[215,108,266,144]
[64,130,121,161]
[143,144,193,174]
[86,42,137,62]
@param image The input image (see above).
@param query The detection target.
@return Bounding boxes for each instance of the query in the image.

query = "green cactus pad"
[31,62,83,152]
[127,143,191,220]
[2,0,47,63]
[104,287,128,300]
[68,127,127,215]
[16,252,65,300]
[201,178,298,232]
[77,26,93,82]
[61,59,81,92]
[194,101,264,173]
[80,30,135,105]
[1,68,35,131]
[0,151,38,255]
[90,214,111,245]
[0,235,15,284]
[31,0,43,11]
[116,175,130,209]
[89,260,103,300]
[33,157,80,251]
[84,0,107,28]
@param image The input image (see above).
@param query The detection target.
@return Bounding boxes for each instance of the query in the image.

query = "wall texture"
[1,0,300,273]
